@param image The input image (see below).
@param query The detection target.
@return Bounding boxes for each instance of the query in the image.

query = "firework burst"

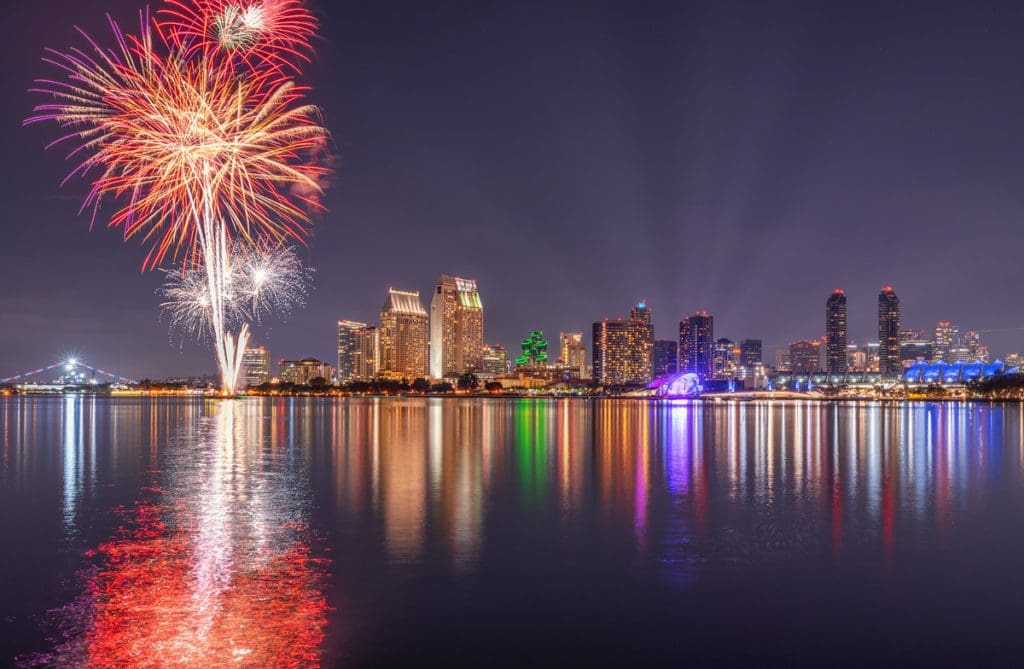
[160,243,312,339]
[159,0,316,75]
[27,4,330,394]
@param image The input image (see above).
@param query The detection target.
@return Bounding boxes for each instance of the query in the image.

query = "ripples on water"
[2,397,1024,666]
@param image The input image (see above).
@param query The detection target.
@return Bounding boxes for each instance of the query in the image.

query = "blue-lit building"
[902,359,1018,384]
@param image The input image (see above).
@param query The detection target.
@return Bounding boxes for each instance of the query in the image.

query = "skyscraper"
[652,340,678,377]
[713,338,737,379]
[429,275,484,379]
[628,301,654,383]
[481,344,508,376]
[789,340,821,374]
[592,319,630,385]
[379,288,429,380]
[934,322,959,362]
[878,286,901,375]
[241,346,270,387]
[825,289,848,374]
[592,301,654,386]
[679,312,714,381]
[337,320,368,384]
[740,339,762,367]
[352,325,379,381]
[559,332,587,378]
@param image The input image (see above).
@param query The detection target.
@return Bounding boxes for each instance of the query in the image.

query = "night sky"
[2,0,1024,379]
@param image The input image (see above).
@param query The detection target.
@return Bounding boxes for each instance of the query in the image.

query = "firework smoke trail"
[26,3,328,394]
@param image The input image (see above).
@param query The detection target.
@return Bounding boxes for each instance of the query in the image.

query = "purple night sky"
[1,0,1023,378]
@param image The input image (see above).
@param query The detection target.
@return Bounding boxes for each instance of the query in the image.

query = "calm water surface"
[2,396,1024,666]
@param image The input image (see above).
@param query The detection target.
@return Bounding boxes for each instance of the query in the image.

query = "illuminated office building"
[878,286,901,375]
[352,325,379,381]
[740,339,762,367]
[653,340,678,377]
[825,289,848,373]
[592,301,654,385]
[789,340,821,374]
[242,346,270,387]
[380,288,429,380]
[628,301,654,383]
[279,358,334,385]
[560,331,587,378]
[934,322,959,362]
[679,312,714,381]
[713,338,738,379]
[429,275,484,379]
[481,344,508,376]
[337,320,368,384]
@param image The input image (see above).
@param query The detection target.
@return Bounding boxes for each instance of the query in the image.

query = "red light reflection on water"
[52,488,329,668]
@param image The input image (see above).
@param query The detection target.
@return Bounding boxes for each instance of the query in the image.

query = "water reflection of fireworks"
[22,402,329,667]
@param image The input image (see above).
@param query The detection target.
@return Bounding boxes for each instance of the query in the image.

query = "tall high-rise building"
[337,320,368,384]
[934,322,959,362]
[429,275,484,379]
[789,340,821,374]
[878,286,901,375]
[241,346,270,387]
[559,332,586,378]
[679,312,714,381]
[825,289,848,374]
[652,340,678,377]
[713,338,738,379]
[740,339,762,367]
[592,319,630,385]
[628,301,654,383]
[964,330,987,361]
[592,301,654,385]
[481,344,508,376]
[379,288,429,380]
[352,325,379,381]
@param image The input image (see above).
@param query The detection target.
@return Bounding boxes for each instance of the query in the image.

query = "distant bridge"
[0,358,134,386]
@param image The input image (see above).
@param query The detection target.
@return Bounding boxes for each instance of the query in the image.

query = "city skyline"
[5,1,1024,378]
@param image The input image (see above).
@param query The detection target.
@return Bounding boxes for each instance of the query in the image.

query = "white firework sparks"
[160,244,312,340]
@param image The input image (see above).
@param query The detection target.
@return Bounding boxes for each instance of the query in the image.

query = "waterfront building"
[964,330,987,362]
[825,289,848,374]
[592,319,630,385]
[878,286,901,375]
[242,346,270,387]
[429,275,484,379]
[379,288,429,380]
[900,340,934,366]
[1006,353,1024,368]
[775,349,791,372]
[737,362,769,389]
[934,322,959,361]
[337,320,368,384]
[482,344,508,376]
[653,340,678,377]
[516,331,549,368]
[789,339,821,374]
[628,301,654,383]
[679,312,714,381]
[847,345,867,372]
[559,332,587,378]
[863,341,881,372]
[352,325,379,381]
[279,358,334,385]
[592,301,654,386]
[740,339,762,367]
[713,338,738,379]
